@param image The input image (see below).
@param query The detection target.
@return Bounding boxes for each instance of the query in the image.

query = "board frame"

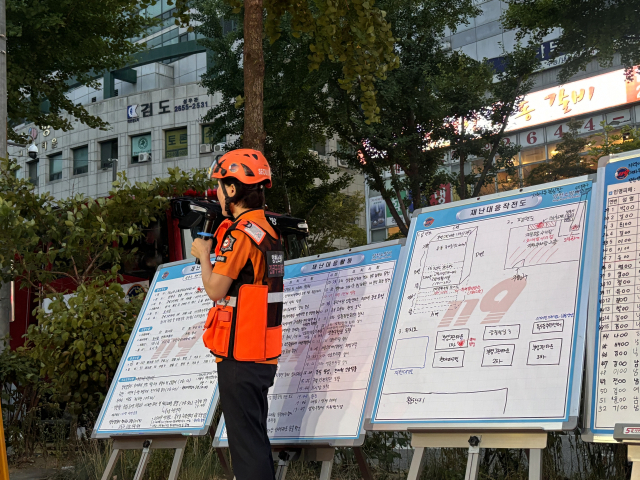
[212,239,406,448]
[93,256,220,440]
[581,149,640,443]
[367,177,597,432]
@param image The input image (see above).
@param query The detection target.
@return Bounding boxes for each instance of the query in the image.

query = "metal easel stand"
[100,435,188,480]
[215,445,374,480]
[273,447,335,480]
[406,431,547,480]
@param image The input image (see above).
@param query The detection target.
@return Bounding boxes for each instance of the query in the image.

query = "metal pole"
[0,0,9,352]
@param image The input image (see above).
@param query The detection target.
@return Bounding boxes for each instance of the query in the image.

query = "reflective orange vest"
[202,214,284,362]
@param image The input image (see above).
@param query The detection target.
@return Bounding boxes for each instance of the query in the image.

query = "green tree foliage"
[320,0,541,234]
[220,0,397,127]
[7,0,190,142]
[588,124,640,160]
[0,342,41,459]
[435,45,540,200]
[525,118,595,186]
[195,2,366,250]
[27,277,143,413]
[0,158,215,414]
[305,192,367,254]
[502,0,640,83]
[306,0,482,236]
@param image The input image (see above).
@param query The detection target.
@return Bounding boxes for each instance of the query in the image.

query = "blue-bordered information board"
[589,155,640,435]
[215,242,403,445]
[93,260,218,438]
[371,181,593,428]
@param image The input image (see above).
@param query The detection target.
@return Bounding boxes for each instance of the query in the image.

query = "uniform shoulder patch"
[215,255,227,263]
[238,220,266,244]
[220,234,236,253]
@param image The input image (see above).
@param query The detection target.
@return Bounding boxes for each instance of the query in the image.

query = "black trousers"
[217,359,277,480]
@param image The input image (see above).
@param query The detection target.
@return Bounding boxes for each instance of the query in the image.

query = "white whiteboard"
[370,179,594,430]
[582,152,640,442]
[93,259,218,439]
[213,241,404,446]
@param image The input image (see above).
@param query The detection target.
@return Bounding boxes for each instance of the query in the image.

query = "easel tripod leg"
[464,451,480,480]
[319,459,333,480]
[528,448,543,480]
[100,448,121,480]
[215,448,234,480]
[132,442,153,480]
[407,446,426,480]
[353,447,374,480]
[275,452,291,480]
[167,440,187,480]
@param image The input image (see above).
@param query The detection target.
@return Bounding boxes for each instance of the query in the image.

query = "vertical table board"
[582,151,640,442]
[213,241,405,447]
[368,178,595,431]
[93,258,219,439]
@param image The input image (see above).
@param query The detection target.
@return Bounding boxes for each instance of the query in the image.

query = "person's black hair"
[219,177,266,210]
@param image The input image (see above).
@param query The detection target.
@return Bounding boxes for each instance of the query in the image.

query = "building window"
[165,128,188,158]
[27,160,38,185]
[521,146,545,164]
[100,139,118,169]
[202,125,223,145]
[73,146,89,175]
[49,153,62,181]
[314,141,326,156]
[131,133,152,163]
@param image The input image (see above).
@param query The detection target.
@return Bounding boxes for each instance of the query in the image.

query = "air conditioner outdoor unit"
[200,144,213,154]
[337,158,349,168]
[214,143,226,152]
[309,149,319,158]
[138,152,151,163]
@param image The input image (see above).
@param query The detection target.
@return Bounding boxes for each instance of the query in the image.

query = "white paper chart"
[94,261,217,438]
[215,243,402,444]
[589,157,640,435]
[372,181,592,427]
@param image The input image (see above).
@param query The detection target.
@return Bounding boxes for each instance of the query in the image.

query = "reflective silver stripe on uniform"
[268,292,283,303]
[216,291,283,308]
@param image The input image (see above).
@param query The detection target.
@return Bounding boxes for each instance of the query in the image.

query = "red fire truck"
[9,195,310,350]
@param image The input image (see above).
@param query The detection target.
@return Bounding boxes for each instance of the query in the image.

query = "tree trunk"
[243,0,265,152]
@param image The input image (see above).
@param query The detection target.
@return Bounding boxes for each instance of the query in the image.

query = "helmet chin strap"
[220,182,234,217]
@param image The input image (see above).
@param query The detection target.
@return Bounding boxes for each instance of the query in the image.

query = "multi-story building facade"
[9,2,365,228]
[366,0,640,242]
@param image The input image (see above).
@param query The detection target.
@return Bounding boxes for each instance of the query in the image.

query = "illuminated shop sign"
[506,68,640,132]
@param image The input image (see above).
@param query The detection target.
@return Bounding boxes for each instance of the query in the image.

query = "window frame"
[164,127,188,159]
[131,133,152,164]
[72,145,89,176]
[48,153,63,182]
[100,139,119,169]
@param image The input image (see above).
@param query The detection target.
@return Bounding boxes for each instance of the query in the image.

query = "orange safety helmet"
[209,149,272,188]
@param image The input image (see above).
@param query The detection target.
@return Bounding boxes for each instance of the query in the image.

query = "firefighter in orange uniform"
[191,149,284,480]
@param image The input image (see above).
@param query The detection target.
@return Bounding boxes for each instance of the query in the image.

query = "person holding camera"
[191,149,284,480]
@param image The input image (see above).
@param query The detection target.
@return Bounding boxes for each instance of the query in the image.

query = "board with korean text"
[370,179,594,430]
[93,259,218,439]
[213,241,404,446]
[583,152,640,442]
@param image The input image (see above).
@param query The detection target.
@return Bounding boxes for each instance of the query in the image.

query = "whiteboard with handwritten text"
[93,259,218,439]
[370,179,594,430]
[582,152,640,442]
[213,241,404,446]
